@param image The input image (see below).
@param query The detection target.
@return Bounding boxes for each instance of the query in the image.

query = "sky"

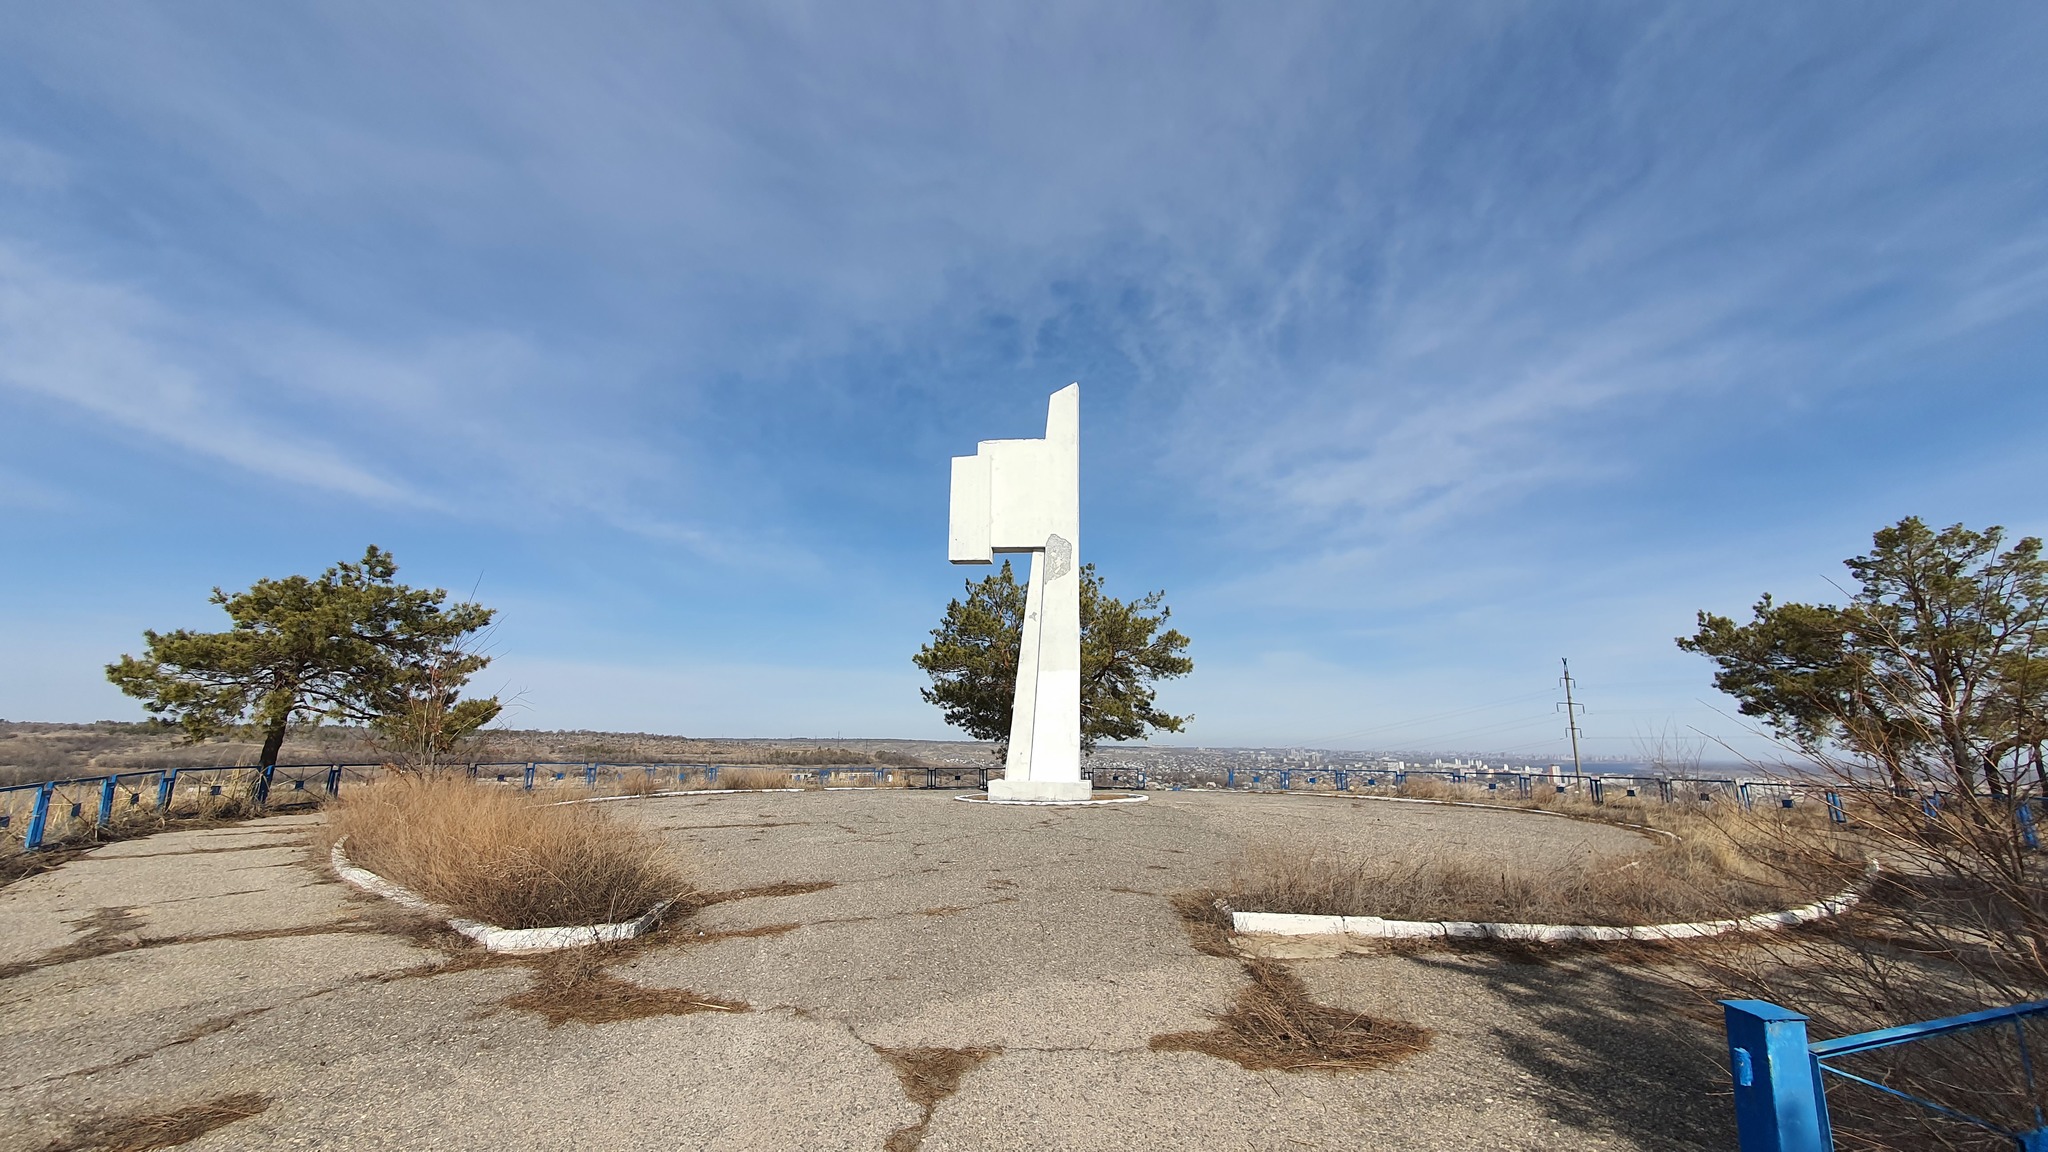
[2,4,2045,761]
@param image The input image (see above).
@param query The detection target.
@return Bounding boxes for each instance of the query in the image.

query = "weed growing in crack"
[875,1046,1000,1152]
[693,879,836,906]
[499,947,748,1028]
[29,1092,270,1152]
[1168,890,1236,958]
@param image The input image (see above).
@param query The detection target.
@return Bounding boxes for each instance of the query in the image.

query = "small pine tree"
[914,561,1192,755]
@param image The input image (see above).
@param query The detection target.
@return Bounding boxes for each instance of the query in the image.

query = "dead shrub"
[332,777,686,928]
[1151,960,1431,1072]
[1677,865,2048,1152]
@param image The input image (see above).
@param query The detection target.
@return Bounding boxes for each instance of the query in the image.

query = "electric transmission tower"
[1557,658,1585,779]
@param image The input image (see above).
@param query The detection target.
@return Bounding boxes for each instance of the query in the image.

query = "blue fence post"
[1720,1000,1830,1152]
[256,765,274,808]
[2020,802,2040,851]
[1225,767,1234,788]
[1923,792,1942,824]
[1590,778,1605,805]
[326,765,343,798]
[524,762,537,791]
[1660,778,1673,804]
[25,782,55,850]
[1824,791,1846,825]
[586,763,598,787]
[97,776,118,828]
[157,770,178,811]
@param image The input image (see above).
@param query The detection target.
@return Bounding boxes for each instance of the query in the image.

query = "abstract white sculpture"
[948,384,1088,801]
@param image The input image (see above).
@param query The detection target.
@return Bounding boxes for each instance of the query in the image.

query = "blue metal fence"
[1216,764,1755,806]
[1724,998,2048,1151]
[0,757,1000,853]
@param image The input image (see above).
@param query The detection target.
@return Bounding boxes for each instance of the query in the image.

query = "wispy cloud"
[0,244,420,503]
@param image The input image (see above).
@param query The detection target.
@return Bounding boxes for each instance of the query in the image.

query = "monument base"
[987,778,1093,803]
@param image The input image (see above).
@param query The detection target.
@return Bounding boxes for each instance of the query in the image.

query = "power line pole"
[1557,658,1584,779]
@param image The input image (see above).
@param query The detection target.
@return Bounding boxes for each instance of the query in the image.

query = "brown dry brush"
[1681,752,2048,1139]
[1646,778,2048,1143]
[1672,784,2048,1150]
[332,776,687,928]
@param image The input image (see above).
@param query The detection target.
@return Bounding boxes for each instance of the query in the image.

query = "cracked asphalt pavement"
[0,791,1734,1150]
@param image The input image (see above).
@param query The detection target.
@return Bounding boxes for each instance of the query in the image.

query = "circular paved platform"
[0,790,1729,1151]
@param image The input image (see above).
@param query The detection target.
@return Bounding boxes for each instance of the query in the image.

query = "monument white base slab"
[987,778,1093,803]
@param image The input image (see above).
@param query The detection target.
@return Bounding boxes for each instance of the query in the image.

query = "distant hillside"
[0,721,993,787]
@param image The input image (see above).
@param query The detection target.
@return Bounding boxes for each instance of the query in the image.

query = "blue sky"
[2,4,2044,760]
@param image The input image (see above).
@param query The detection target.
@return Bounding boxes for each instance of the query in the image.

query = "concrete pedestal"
[987,777,1093,803]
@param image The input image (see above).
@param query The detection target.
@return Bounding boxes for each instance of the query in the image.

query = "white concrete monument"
[949,384,1088,802]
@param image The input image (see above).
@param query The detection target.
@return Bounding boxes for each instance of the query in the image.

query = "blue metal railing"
[1723,998,2048,1151]
[1217,765,1751,805]
[1,757,991,853]
[0,764,365,851]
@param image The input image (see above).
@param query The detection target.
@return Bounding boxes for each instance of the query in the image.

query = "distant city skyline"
[4,5,2045,758]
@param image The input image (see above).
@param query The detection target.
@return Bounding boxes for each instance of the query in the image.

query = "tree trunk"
[258,720,287,768]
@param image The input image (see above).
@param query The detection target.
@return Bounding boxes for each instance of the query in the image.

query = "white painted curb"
[1229,863,1875,944]
[331,839,670,953]
[567,787,813,804]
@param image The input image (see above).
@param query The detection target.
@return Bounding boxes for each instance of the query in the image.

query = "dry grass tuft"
[1230,807,1861,927]
[607,773,667,797]
[332,776,686,929]
[501,948,748,1027]
[1151,960,1431,1072]
[875,1046,1000,1152]
[706,766,801,790]
[1169,890,1237,957]
[1393,776,1459,801]
[30,1092,270,1152]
